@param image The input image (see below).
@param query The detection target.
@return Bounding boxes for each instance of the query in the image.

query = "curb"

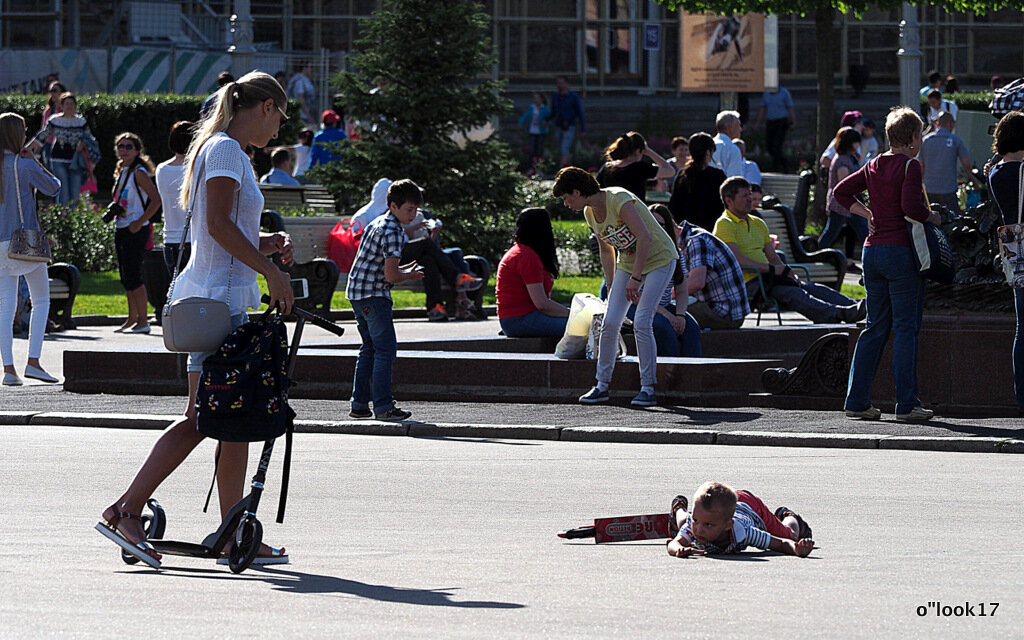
[8,411,1023,454]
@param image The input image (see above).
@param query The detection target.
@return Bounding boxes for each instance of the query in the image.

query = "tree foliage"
[306,0,523,264]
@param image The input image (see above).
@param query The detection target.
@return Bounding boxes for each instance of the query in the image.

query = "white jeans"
[0,263,50,366]
[596,262,675,387]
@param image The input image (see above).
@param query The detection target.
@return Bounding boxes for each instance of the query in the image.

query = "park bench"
[259,184,337,214]
[757,201,846,290]
[262,211,492,316]
[46,263,81,331]
[760,170,815,235]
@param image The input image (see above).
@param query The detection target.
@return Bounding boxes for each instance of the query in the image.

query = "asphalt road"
[3,425,1020,638]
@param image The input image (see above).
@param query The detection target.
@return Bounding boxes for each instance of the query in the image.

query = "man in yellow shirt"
[713,177,864,324]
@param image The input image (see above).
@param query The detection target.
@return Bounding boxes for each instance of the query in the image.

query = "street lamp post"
[229,0,255,78]
[897,2,922,109]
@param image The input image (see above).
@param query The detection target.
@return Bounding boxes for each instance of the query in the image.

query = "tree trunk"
[810,5,836,230]
[814,5,835,155]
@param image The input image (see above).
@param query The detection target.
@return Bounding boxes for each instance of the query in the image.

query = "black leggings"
[114,225,149,290]
[400,237,459,309]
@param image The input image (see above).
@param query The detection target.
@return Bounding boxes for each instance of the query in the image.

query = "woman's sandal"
[94,506,162,569]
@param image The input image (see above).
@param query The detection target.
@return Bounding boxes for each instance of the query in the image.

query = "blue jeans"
[51,161,83,205]
[845,245,925,414]
[626,304,702,357]
[500,310,567,338]
[555,125,575,158]
[1014,287,1024,410]
[818,213,868,255]
[351,297,398,414]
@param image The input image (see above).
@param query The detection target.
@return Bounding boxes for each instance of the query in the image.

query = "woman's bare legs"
[129,285,149,329]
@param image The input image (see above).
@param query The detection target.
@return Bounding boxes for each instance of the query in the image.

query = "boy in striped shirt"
[667,481,814,557]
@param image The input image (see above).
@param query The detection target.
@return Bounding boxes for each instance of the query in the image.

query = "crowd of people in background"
[4,66,1023,421]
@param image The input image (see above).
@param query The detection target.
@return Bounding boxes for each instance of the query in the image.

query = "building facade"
[1,1,1021,93]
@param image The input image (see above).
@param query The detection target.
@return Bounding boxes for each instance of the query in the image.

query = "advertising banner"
[680,12,765,92]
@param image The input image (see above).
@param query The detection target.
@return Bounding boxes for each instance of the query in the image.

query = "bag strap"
[1014,162,1024,226]
[165,156,238,310]
[11,154,25,229]
[276,412,293,524]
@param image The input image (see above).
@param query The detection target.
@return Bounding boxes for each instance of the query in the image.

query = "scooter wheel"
[228,516,263,574]
[121,500,166,565]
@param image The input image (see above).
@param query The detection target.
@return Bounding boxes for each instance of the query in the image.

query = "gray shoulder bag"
[7,155,52,263]
[162,163,235,353]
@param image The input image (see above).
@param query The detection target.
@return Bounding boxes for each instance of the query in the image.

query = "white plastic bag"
[555,293,606,360]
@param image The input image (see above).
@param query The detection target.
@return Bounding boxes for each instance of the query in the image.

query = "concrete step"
[63,347,781,406]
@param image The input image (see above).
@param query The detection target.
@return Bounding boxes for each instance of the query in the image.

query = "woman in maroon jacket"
[833,107,942,422]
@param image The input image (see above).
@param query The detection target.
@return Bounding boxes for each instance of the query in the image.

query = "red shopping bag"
[328,218,362,273]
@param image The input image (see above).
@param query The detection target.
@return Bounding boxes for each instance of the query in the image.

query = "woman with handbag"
[110,132,162,334]
[97,72,295,567]
[0,113,61,386]
[833,107,942,422]
[987,111,1024,414]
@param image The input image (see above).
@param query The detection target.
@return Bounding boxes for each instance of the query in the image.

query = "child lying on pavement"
[667,481,814,557]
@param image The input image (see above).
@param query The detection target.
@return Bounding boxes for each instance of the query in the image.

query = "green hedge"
[920,91,993,112]
[38,195,117,272]
[0,93,305,195]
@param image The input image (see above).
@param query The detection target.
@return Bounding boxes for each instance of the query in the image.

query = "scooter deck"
[558,513,672,543]
[149,540,219,558]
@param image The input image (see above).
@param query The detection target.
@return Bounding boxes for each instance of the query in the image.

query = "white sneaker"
[24,365,59,383]
[3,372,24,386]
[896,406,934,422]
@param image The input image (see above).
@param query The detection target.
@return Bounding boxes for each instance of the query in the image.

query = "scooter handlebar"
[261,295,345,337]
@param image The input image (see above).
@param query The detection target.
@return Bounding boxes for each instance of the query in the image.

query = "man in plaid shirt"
[680,220,750,329]
[345,179,425,421]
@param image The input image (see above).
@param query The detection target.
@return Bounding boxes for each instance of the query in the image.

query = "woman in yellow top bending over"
[553,167,679,407]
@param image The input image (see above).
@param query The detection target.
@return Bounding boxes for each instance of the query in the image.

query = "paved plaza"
[2,426,1021,638]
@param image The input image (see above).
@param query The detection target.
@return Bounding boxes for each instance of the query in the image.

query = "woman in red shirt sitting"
[496,208,569,337]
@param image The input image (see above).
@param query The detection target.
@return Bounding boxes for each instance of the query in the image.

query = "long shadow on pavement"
[125,566,525,608]
[655,407,763,425]
[411,436,541,446]
[918,419,1023,439]
[254,567,526,608]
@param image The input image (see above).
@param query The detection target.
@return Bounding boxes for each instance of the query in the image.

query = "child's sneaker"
[455,273,484,292]
[579,386,609,404]
[349,407,372,419]
[630,390,657,407]
[376,406,412,421]
[774,507,813,539]
[668,495,688,537]
[427,304,449,322]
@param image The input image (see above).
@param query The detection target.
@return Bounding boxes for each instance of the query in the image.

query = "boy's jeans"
[351,297,397,414]
[845,245,925,414]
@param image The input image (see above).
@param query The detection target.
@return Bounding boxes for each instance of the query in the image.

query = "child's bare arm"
[384,256,424,284]
[768,535,814,557]
[667,538,705,558]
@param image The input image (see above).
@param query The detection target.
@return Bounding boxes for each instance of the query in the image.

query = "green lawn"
[75,271,861,317]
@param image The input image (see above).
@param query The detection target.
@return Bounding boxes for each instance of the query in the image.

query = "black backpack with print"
[196,310,294,442]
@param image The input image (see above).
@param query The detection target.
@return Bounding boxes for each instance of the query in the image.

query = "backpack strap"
[275,409,294,524]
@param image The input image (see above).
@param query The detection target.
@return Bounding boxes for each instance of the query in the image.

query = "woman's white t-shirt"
[292,144,311,177]
[155,160,188,244]
[170,133,264,315]
[113,165,151,229]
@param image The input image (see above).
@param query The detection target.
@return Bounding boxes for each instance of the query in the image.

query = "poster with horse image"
[680,12,764,92]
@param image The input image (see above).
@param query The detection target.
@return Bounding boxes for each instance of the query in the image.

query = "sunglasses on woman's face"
[117,143,136,150]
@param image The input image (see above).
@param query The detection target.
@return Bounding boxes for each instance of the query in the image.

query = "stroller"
[97,298,344,573]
